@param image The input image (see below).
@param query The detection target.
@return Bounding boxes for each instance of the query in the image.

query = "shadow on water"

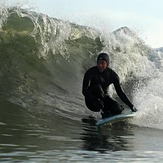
[81,116,135,152]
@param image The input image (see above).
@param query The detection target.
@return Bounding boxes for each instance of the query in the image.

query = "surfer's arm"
[113,80,134,109]
[82,71,94,99]
[82,70,100,100]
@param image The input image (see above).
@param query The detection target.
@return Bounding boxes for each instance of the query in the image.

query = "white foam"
[132,50,163,129]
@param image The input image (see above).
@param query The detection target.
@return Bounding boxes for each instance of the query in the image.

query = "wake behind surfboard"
[96,113,136,127]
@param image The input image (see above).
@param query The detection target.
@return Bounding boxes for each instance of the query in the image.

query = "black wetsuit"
[82,66,134,117]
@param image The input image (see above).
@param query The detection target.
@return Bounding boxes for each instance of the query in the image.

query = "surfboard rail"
[96,113,136,127]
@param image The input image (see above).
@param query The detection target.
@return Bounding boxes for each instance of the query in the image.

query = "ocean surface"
[0,7,163,162]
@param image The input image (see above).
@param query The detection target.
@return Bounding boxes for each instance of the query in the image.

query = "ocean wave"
[0,7,150,104]
[1,7,163,130]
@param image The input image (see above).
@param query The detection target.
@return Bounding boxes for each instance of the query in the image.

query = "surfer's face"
[97,60,108,72]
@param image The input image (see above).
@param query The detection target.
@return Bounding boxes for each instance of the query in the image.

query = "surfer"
[82,53,137,118]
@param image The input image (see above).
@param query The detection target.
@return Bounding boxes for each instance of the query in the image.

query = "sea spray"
[132,49,163,130]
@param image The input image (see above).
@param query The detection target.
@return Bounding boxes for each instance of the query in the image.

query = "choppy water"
[0,7,163,162]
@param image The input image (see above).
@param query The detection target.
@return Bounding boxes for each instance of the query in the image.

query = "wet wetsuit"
[82,66,134,117]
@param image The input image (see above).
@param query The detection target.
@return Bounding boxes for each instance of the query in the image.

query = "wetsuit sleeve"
[113,74,134,109]
[82,70,95,100]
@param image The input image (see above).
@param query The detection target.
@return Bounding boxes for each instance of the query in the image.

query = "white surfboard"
[96,113,136,127]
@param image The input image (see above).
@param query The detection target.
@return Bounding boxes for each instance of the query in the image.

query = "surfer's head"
[97,53,109,64]
[97,53,109,72]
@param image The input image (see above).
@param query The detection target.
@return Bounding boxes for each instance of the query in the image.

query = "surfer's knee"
[85,98,101,112]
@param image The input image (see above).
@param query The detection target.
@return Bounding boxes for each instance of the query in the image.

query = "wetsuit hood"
[97,53,109,65]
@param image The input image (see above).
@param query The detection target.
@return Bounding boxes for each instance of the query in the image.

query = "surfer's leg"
[84,97,102,112]
[103,96,124,116]
[84,84,105,112]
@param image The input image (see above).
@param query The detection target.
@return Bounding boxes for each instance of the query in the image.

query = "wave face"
[0,7,163,130]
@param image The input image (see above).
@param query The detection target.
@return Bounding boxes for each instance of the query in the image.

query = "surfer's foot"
[101,112,113,119]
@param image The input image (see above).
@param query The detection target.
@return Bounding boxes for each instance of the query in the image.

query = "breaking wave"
[0,7,163,130]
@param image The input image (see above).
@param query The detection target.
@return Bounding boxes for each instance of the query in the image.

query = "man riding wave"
[82,53,137,118]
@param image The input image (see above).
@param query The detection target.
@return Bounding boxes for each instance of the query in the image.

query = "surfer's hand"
[131,106,137,112]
